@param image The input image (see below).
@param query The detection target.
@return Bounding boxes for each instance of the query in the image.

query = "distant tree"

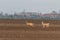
[39,12,42,17]
[21,9,26,15]
[14,12,17,16]
[52,11,57,14]
[0,11,3,16]
[9,14,13,19]
[5,13,8,16]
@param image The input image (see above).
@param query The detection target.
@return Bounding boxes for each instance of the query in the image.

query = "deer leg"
[43,25,45,28]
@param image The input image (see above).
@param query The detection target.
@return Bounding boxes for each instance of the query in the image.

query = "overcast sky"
[0,0,60,14]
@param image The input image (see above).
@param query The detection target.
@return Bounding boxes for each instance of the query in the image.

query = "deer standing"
[42,21,49,28]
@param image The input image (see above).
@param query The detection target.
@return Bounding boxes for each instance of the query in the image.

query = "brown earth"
[0,19,60,40]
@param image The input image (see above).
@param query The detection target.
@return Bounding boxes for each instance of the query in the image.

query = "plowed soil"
[0,19,60,40]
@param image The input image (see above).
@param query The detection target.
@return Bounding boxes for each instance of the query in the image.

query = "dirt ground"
[0,19,60,40]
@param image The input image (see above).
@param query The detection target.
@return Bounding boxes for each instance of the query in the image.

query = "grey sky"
[0,0,60,14]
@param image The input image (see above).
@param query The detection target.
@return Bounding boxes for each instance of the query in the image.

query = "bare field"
[0,19,60,40]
